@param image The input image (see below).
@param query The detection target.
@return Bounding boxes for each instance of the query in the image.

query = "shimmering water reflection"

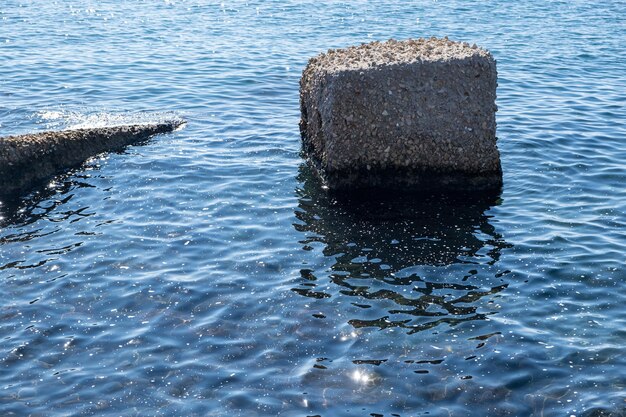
[293,165,511,335]
[1,0,626,416]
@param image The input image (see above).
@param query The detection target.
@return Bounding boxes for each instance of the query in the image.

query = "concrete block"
[299,37,502,191]
[0,121,183,195]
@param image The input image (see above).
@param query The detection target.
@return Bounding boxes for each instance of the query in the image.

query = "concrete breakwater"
[0,121,184,195]
[299,37,502,192]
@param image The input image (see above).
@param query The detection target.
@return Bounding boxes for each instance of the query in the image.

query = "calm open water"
[1,1,625,416]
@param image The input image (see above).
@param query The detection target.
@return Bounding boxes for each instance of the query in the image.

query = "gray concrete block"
[0,121,184,195]
[299,37,502,191]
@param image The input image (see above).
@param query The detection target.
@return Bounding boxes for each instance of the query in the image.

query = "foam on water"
[32,109,185,131]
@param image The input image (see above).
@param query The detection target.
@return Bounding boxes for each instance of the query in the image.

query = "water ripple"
[1,0,626,415]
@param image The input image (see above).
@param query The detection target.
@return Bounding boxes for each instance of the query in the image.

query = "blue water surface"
[1,1,625,416]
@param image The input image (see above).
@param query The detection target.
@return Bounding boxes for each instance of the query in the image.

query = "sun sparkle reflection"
[351,369,372,384]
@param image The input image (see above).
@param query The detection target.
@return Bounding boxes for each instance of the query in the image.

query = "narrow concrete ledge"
[299,37,502,192]
[0,121,184,195]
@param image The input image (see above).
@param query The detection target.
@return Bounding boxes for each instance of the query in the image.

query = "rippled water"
[1,1,625,416]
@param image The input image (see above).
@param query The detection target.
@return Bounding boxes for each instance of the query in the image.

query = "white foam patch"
[34,108,184,131]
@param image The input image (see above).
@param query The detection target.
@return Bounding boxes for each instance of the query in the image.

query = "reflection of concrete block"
[300,38,502,191]
[0,121,183,195]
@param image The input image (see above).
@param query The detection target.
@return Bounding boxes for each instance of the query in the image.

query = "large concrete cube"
[299,38,502,192]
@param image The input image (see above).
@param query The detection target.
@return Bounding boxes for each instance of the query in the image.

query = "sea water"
[1,1,625,416]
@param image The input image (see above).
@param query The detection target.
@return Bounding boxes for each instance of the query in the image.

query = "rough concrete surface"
[0,121,183,195]
[299,37,502,191]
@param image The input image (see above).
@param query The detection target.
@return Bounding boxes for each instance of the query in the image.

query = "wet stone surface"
[300,37,502,191]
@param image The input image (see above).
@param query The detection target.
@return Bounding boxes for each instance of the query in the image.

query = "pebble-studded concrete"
[0,121,183,195]
[300,37,502,191]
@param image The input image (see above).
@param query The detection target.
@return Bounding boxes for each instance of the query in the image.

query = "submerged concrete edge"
[0,120,185,196]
